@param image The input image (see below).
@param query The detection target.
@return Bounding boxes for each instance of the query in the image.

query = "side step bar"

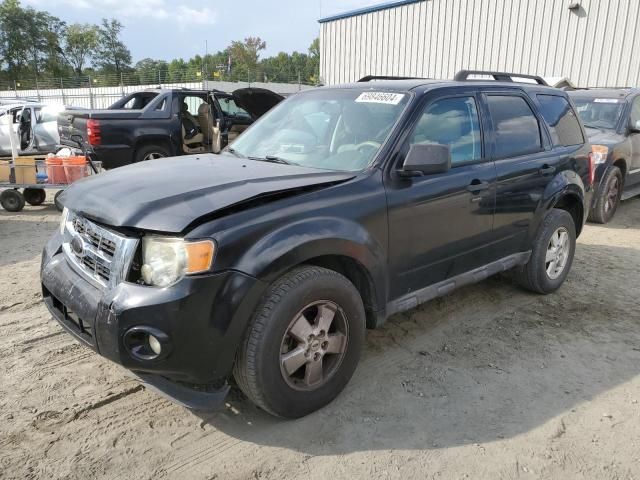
[386,251,531,316]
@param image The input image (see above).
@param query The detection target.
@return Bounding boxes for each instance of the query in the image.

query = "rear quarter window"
[537,94,584,147]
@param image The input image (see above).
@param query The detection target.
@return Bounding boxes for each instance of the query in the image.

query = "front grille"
[62,211,139,289]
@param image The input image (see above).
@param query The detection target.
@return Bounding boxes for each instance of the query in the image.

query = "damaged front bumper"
[41,232,265,410]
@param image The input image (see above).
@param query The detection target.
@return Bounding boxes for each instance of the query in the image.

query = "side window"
[487,95,542,158]
[180,95,207,117]
[630,96,640,127]
[409,96,482,165]
[537,94,584,146]
[218,97,250,118]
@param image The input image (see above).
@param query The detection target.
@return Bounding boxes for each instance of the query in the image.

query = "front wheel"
[233,266,366,418]
[23,188,46,206]
[0,189,26,212]
[588,166,622,224]
[516,208,576,294]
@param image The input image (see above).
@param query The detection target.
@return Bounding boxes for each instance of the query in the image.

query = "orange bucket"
[46,157,68,185]
[63,156,88,183]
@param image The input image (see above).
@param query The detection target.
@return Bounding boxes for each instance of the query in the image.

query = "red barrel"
[46,157,67,185]
[63,156,88,184]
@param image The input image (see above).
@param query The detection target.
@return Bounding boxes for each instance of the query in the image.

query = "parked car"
[42,71,594,418]
[568,88,640,223]
[57,87,283,169]
[0,102,63,156]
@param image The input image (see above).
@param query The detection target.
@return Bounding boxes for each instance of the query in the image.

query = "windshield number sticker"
[594,98,621,103]
[355,92,405,105]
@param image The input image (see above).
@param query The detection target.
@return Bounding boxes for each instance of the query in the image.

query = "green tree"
[93,18,131,76]
[0,0,66,78]
[62,23,98,76]
[229,36,266,80]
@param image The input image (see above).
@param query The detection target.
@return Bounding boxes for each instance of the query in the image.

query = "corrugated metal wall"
[319,0,640,88]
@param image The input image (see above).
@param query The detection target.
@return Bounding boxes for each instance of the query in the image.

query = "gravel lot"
[1,196,639,480]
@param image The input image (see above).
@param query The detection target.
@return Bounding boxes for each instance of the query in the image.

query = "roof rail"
[358,75,429,82]
[454,70,548,86]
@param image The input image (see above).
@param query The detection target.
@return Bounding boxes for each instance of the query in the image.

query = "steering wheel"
[354,141,381,154]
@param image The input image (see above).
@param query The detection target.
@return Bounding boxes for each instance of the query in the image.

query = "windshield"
[572,98,624,130]
[228,89,410,171]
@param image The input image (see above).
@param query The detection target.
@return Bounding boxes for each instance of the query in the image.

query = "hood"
[232,88,284,119]
[584,127,625,146]
[60,154,354,233]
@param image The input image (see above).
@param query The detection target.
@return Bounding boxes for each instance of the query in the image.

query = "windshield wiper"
[226,147,246,158]
[248,155,298,166]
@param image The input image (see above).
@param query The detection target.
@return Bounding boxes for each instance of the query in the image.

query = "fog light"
[148,334,162,355]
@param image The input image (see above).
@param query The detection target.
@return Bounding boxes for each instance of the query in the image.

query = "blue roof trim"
[318,0,424,23]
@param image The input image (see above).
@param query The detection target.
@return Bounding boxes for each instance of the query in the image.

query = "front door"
[386,93,496,299]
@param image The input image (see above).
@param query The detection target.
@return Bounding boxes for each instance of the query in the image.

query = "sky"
[22,0,383,63]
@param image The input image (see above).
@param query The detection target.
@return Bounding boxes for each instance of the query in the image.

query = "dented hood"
[61,154,354,233]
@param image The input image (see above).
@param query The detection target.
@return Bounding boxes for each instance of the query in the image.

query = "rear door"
[486,91,581,254]
[386,91,497,297]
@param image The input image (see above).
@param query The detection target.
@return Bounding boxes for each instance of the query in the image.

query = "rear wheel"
[23,188,46,206]
[0,189,26,212]
[516,208,576,294]
[134,144,170,162]
[588,166,622,224]
[233,266,365,418]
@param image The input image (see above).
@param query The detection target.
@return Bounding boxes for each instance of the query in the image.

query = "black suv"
[41,71,594,418]
[568,88,640,223]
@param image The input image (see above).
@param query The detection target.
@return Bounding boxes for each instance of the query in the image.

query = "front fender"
[234,216,388,309]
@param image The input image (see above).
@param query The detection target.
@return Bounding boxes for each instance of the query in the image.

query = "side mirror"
[629,119,640,133]
[401,143,451,176]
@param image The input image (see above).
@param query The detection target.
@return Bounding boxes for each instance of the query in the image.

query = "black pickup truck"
[568,88,640,223]
[42,71,594,418]
[57,87,283,168]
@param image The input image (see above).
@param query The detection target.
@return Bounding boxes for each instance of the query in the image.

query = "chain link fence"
[0,69,318,109]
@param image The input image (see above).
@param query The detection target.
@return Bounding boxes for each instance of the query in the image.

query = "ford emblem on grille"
[70,235,86,258]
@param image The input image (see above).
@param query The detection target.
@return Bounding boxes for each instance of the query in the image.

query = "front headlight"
[59,207,69,234]
[591,145,609,164]
[141,236,215,287]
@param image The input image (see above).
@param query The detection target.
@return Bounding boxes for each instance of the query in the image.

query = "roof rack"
[358,75,429,82]
[454,70,548,86]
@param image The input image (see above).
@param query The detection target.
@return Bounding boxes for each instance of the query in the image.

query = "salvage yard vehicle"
[41,70,594,418]
[57,87,283,169]
[568,88,640,223]
[0,102,63,156]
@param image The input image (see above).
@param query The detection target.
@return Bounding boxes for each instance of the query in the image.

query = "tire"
[516,208,576,294]
[23,188,46,206]
[588,166,623,224]
[0,189,26,212]
[233,266,366,418]
[134,144,170,162]
[54,190,64,212]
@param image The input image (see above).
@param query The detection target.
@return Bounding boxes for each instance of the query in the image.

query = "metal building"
[318,0,640,88]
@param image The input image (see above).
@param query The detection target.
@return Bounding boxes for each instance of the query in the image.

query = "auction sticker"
[594,98,622,103]
[355,92,405,105]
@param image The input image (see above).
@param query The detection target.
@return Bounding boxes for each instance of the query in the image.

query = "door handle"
[539,165,556,176]
[466,179,490,194]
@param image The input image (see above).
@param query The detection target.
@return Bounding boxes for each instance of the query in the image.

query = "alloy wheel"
[604,176,620,213]
[279,300,348,390]
[545,227,570,280]
[143,152,166,161]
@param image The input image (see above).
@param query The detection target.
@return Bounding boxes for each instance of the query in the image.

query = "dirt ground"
[1,196,639,480]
